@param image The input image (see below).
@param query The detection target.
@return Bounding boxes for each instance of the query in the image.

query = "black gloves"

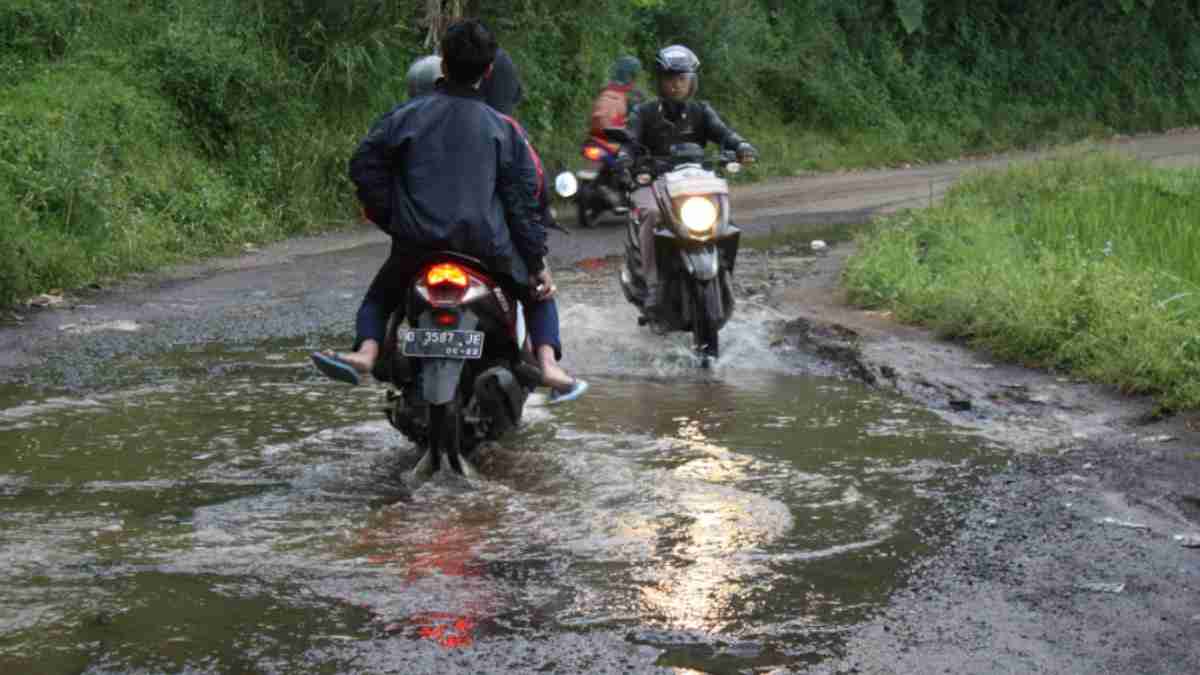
[736,142,758,163]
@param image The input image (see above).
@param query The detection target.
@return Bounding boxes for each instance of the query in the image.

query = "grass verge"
[843,152,1200,410]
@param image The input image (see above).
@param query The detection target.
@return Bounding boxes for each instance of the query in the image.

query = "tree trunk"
[424,0,466,50]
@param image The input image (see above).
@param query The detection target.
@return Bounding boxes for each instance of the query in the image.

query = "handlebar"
[614,149,743,189]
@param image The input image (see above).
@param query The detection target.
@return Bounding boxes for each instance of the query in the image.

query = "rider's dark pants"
[354,252,562,361]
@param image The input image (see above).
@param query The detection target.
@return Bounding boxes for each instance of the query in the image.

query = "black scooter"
[376,252,541,475]
[558,128,742,363]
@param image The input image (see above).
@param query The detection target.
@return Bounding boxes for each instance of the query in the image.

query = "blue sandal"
[310,352,361,386]
[547,379,589,405]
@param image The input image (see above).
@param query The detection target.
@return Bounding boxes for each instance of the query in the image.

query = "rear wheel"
[426,374,468,473]
[691,279,722,361]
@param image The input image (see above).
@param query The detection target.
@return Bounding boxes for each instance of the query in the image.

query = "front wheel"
[691,278,722,361]
[576,182,598,228]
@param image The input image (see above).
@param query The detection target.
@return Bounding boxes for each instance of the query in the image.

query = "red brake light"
[582,145,605,162]
[425,263,468,288]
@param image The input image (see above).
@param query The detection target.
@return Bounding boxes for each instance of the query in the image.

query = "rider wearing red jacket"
[588,56,643,154]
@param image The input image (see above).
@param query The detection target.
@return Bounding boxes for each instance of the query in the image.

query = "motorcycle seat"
[419,250,488,271]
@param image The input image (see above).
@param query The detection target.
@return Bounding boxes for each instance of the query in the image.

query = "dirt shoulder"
[759,241,1200,673]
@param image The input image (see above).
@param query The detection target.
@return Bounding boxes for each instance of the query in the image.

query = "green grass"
[4,1,1200,309]
[0,60,307,303]
[844,152,1200,409]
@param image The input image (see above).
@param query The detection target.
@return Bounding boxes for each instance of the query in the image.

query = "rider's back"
[350,84,542,284]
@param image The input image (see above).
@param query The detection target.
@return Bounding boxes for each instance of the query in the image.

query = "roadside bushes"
[0,61,269,304]
[4,0,1200,307]
[0,1,378,305]
[0,0,83,63]
[141,21,283,159]
[844,153,1200,409]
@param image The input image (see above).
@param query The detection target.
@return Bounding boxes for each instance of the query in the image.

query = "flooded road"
[3,132,1199,673]
[0,272,999,673]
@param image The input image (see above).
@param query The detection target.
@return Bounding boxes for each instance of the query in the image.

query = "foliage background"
[2,0,1199,305]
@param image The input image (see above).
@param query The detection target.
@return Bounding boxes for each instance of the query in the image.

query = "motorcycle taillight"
[416,262,488,307]
[582,144,605,162]
[425,263,469,289]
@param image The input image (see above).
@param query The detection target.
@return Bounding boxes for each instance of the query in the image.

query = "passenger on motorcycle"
[405,53,563,241]
[479,46,523,117]
[624,45,757,316]
[311,20,586,403]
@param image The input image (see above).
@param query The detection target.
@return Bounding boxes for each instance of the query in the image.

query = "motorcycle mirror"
[554,171,578,198]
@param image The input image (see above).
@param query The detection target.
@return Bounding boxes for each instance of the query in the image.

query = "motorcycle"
[374,252,543,475]
[559,128,742,363]
[564,139,630,228]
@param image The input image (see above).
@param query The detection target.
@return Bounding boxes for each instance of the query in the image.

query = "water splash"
[0,315,996,672]
[558,295,806,378]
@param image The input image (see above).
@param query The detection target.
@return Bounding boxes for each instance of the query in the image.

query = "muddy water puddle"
[0,303,998,673]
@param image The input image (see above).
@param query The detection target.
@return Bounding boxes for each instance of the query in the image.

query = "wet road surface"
[0,264,1000,673]
[12,132,1196,672]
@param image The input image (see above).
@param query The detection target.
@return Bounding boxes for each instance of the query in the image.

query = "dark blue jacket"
[349,82,547,283]
[479,47,523,117]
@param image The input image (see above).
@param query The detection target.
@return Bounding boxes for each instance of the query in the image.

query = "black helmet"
[653,45,699,102]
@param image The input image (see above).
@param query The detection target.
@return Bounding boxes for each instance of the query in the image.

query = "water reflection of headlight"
[680,197,718,234]
[629,417,793,631]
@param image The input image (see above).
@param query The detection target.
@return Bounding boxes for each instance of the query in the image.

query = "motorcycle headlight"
[679,196,718,235]
[554,171,578,198]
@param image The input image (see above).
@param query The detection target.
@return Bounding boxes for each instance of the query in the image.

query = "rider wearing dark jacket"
[626,97,748,159]
[311,20,584,400]
[349,86,545,286]
[396,53,561,237]
[625,45,756,315]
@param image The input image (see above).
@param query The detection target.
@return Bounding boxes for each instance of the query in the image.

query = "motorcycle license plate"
[401,329,484,359]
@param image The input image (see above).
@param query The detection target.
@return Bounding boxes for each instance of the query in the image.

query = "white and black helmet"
[654,45,699,102]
